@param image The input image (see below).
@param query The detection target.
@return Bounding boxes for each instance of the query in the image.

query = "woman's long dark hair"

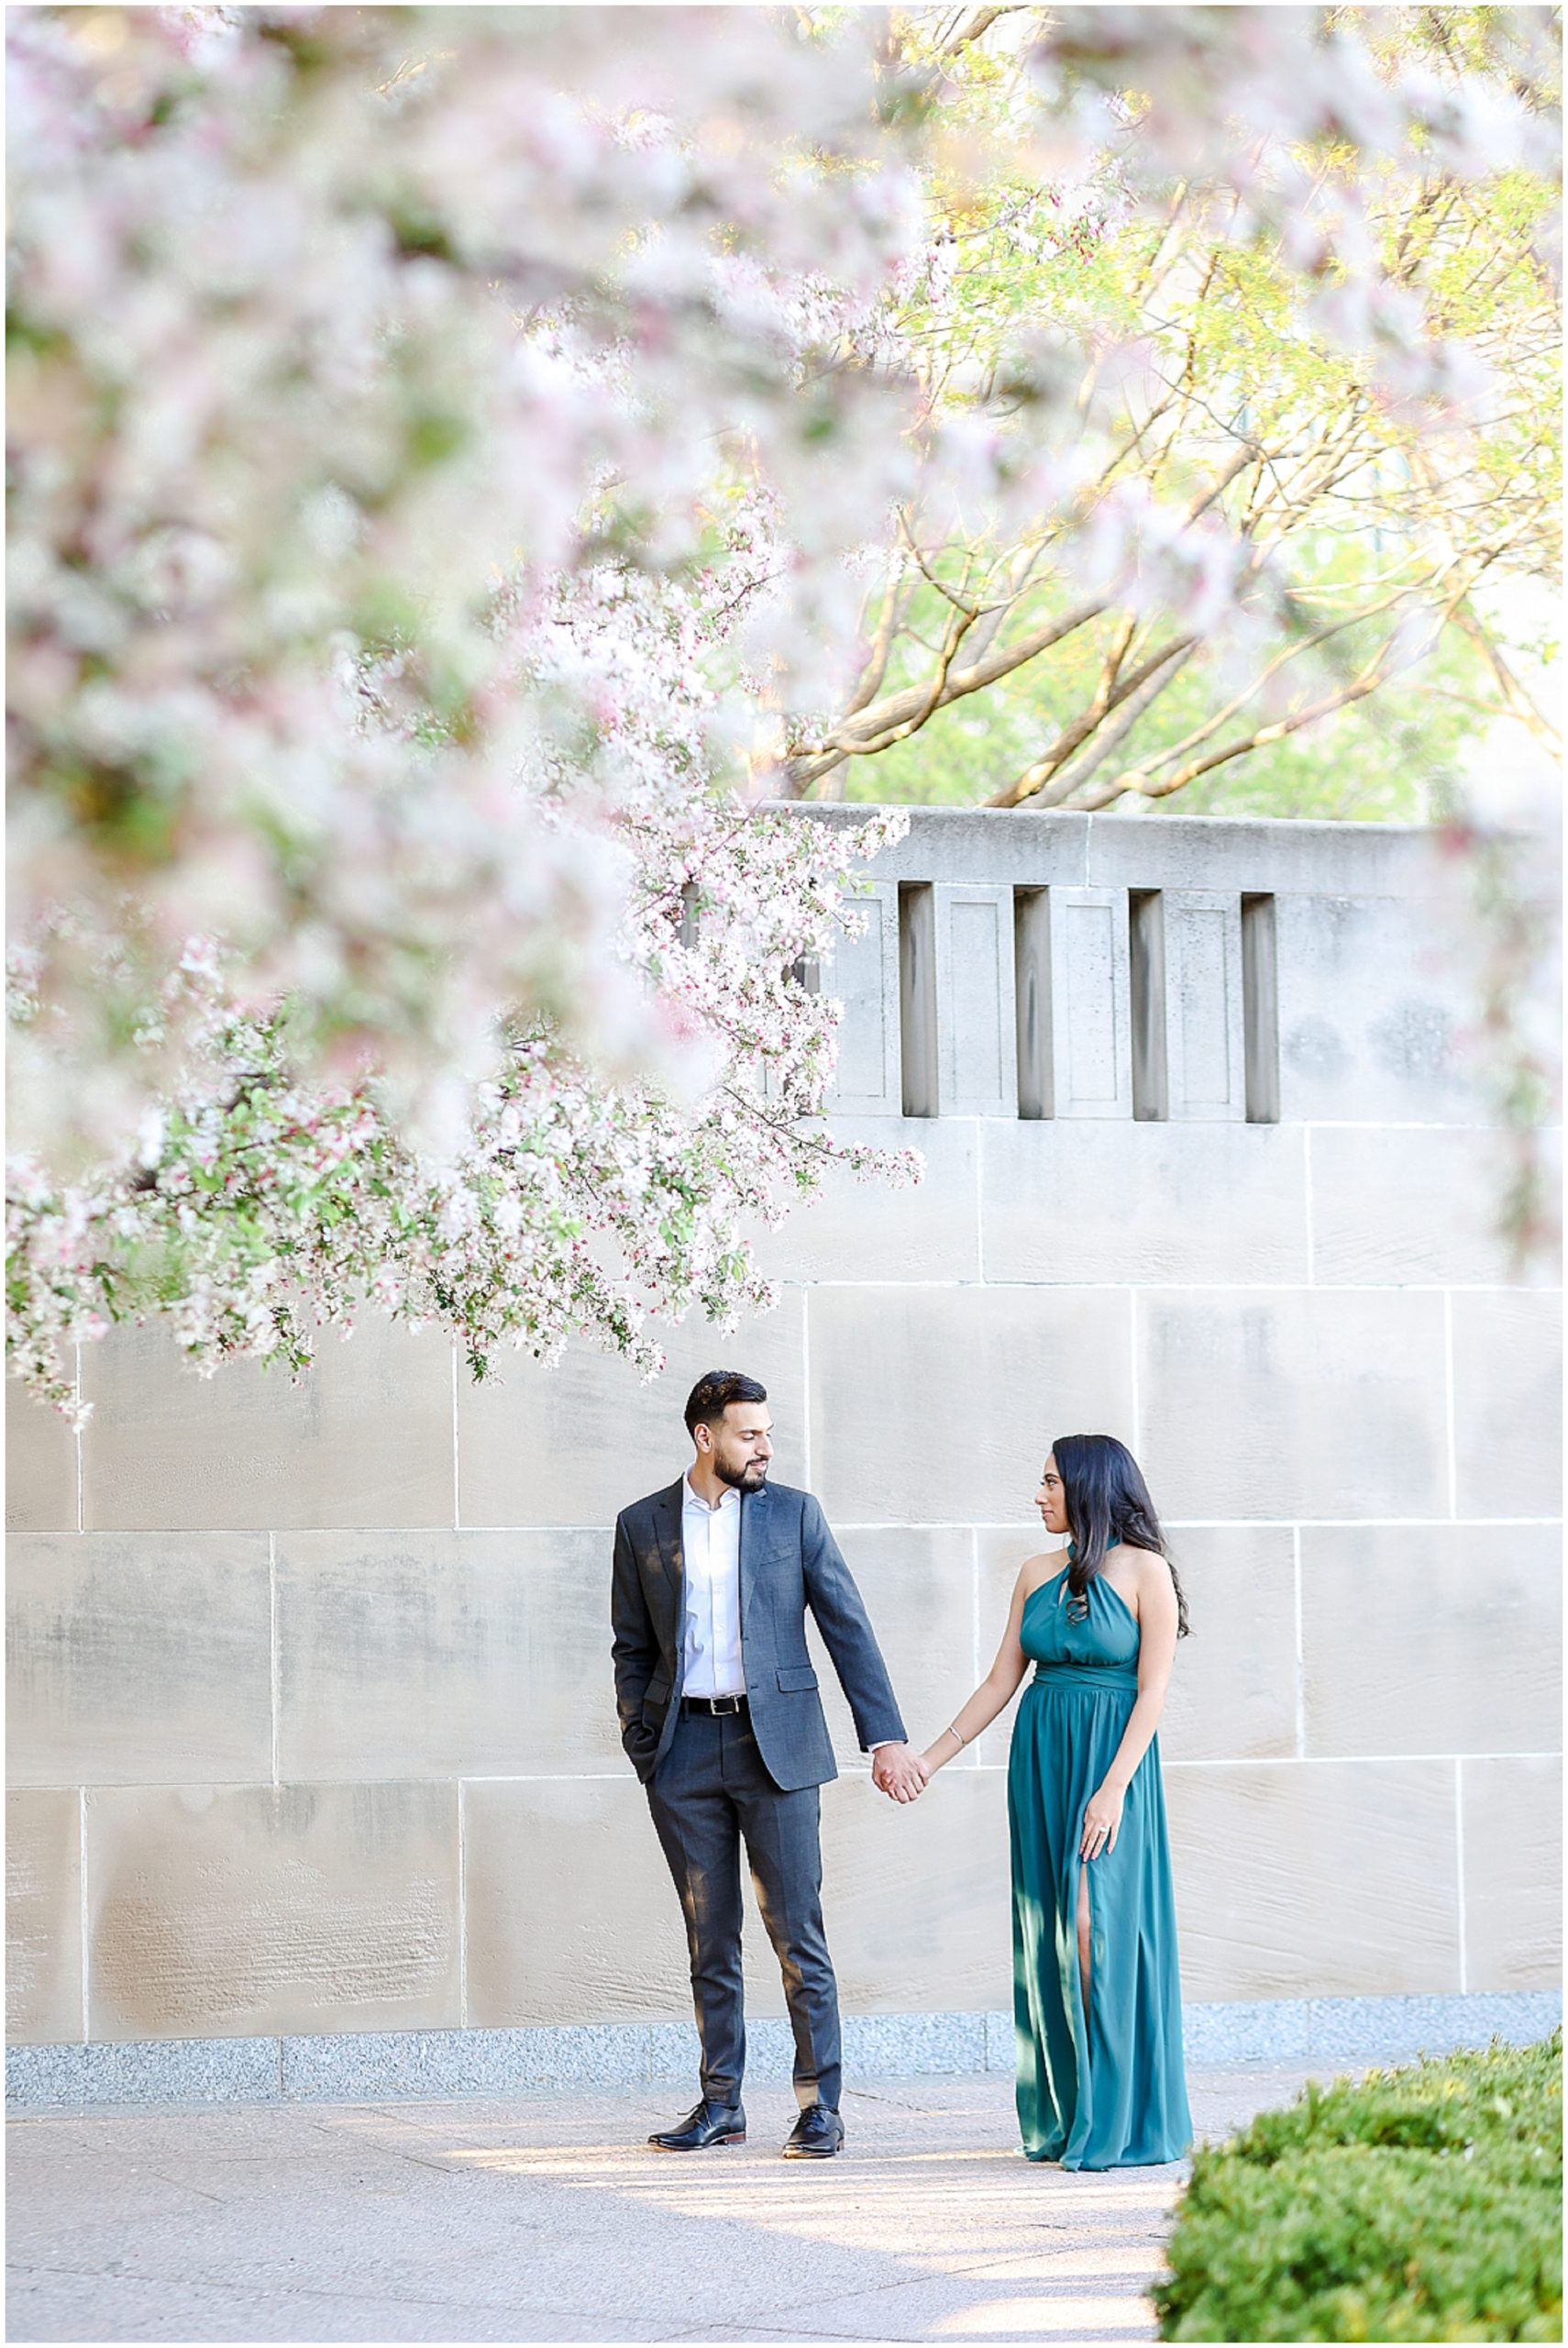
[1053,1433,1190,1637]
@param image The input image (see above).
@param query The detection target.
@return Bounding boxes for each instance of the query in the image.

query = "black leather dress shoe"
[647,2099,746,2151]
[781,2103,844,2158]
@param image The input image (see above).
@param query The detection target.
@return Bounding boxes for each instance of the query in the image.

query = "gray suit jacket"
[611,1477,906,1793]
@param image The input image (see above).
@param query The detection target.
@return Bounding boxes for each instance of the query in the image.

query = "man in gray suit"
[612,1368,925,2158]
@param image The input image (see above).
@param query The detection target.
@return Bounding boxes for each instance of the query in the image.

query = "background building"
[8,809,1561,2107]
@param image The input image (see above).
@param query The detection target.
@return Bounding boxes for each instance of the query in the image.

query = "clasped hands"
[870,1741,930,1803]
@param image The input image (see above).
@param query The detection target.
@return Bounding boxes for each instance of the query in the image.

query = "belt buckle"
[712,1693,743,1714]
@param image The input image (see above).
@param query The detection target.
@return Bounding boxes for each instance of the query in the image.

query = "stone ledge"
[777,803,1450,899]
[7,1989,1557,2112]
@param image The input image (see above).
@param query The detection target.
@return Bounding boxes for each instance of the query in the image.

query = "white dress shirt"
[679,1474,746,1698]
[677,1474,900,1753]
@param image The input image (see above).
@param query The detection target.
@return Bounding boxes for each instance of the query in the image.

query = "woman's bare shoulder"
[1018,1545,1072,1599]
[1122,1542,1176,1586]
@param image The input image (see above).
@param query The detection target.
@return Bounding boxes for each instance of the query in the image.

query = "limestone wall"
[7,809,1561,2072]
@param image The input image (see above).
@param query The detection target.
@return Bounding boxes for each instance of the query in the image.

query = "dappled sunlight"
[977,2245,1166,2277]
[935,2295,1155,2335]
[414,2137,1178,2286]
[304,2110,1176,2337]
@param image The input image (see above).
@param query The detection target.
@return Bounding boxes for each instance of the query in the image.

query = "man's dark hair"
[684,1370,767,1437]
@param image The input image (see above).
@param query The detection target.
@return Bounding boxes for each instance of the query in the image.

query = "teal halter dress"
[1008,1552,1192,2169]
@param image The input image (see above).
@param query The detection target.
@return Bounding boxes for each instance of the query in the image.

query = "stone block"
[935,885,1017,1115]
[275,1529,621,1780]
[1163,891,1245,1121]
[6,1378,77,1534]
[79,1315,454,1533]
[1309,1125,1559,1287]
[972,1527,1055,1765]
[1138,1290,1448,1520]
[6,2043,89,2110]
[83,2036,281,2106]
[757,1118,979,1284]
[1165,1759,1461,1999]
[808,1287,1134,1525]
[652,2011,799,2084]
[457,1296,805,1530]
[980,1122,1309,1285]
[843,2009,988,2074]
[86,1781,459,2039]
[646,2020,707,2081]
[462,1777,695,2028]
[1156,1528,1298,1764]
[8,1534,271,1789]
[1463,1756,1561,1991]
[1301,1524,1560,1758]
[820,1768,1011,2013]
[806,1527,977,1769]
[788,804,1441,900]
[1451,1291,1562,1517]
[278,2023,651,2100]
[1181,1998,1309,2064]
[1084,813,1441,901]
[975,1526,1297,1767]
[1049,888,1132,1118]
[7,1790,83,2043]
[1301,1990,1560,2062]
[823,882,900,1115]
[786,803,1092,889]
[1275,892,1481,1124]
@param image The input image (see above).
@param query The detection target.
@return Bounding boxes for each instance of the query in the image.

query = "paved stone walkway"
[6,2064,1343,2344]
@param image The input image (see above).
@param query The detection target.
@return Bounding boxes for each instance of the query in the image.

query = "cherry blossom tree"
[8,5,1559,1414]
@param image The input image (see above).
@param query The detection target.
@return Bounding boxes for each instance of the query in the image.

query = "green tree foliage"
[844,546,1502,819]
[795,8,1561,816]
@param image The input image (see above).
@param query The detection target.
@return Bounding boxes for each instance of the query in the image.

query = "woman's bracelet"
[945,1722,967,1748]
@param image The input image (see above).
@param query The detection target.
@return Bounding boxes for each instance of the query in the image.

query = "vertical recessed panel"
[823,881,900,1114]
[1166,891,1245,1121]
[1049,888,1132,1119]
[936,885,1016,1116]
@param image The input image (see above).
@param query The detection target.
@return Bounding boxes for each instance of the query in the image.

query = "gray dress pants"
[646,1706,842,2112]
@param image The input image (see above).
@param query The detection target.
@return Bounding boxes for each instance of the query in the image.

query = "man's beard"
[715,1456,767,1490]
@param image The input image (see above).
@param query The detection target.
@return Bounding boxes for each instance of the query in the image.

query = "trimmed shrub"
[1154,2032,1562,2342]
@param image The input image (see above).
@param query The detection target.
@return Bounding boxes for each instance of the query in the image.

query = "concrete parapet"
[790,804,1443,900]
[797,807,1485,1133]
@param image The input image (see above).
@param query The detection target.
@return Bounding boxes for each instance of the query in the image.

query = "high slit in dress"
[1009,1560,1192,2169]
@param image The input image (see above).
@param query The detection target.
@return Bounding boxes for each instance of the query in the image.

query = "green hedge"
[1154,2032,1562,2342]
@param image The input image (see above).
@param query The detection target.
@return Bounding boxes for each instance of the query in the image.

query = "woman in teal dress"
[915,1432,1192,2170]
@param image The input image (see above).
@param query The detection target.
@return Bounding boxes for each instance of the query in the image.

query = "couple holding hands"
[610,1369,1192,2172]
